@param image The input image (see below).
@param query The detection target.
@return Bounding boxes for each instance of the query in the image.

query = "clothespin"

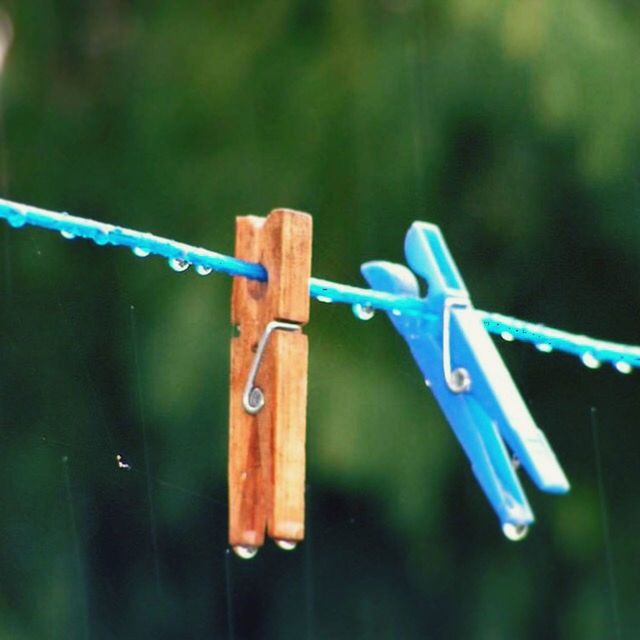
[229,209,312,558]
[362,222,569,539]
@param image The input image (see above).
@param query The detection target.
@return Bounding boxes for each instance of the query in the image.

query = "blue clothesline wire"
[1,197,638,372]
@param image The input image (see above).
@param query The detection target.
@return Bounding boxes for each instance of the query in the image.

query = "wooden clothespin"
[229,209,312,558]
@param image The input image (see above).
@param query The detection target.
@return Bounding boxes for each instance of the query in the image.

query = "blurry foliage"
[0,0,639,638]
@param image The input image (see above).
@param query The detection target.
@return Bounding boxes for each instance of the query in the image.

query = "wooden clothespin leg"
[229,209,312,558]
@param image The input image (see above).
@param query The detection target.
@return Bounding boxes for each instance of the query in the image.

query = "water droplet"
[502,522,528,541]
[511,455,521,470]
[60,230,75,240]
[352,303,375,321]
[116,454,131,471]
[424,379,431,387]
[7,208,26,227]
[275,539,297,551]
[581,352,601,369]
[133,246,150,258]
[316,295,332,303]
[169,257,190,272]
[501,331,515,342]
[614,360,632,374]
[535,342,553,353]
[233,545,258,560]
[195,264,212,276]
[391,309,402,317]
[93,224,113,245]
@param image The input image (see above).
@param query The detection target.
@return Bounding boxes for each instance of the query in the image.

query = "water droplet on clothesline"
[168,257,190,272]
[352,303,375,321]
[581,352,601,369]
[116,454,131,470]
[614,360,632,374]
[316,295,333,303]
[274,539,297,551]
[502,522,528,541]
[391,309,402,317]
[195,264,212,276]
[501,331,515,342]
[7,207,26,227]
[535,342,553,353]
[232,545,258,560]
[133,246,150,258]
[58,212,75,239]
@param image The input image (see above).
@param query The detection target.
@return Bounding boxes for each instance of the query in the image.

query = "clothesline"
[1,197,638,371]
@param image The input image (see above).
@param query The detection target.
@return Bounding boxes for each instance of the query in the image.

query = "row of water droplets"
[54,209,216,276]
[233,539,297,560]
[317,295,384,321]
[131,248,214,276]
[348,295,634,375]
[5,204,217,276]
[5,203,636,373]
[499,330,633,375]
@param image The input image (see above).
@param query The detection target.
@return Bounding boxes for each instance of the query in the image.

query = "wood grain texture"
[229,217,267,548]
[229,209,312,548]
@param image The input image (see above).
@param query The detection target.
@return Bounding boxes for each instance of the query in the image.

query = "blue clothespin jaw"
[362,222,569,539]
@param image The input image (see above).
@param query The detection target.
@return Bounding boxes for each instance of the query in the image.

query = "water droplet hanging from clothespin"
[232,545,258,560]
[228,209,312,556]
[195,264,212,276]
[502,522,528,541]
[133,246,150,258]
[535,342,553,353]
[274,539,297,551]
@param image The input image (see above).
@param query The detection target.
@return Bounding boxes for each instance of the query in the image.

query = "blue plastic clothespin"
[362,222,569,539]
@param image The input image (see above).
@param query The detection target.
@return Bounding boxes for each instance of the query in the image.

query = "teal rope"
[1,197,638,371]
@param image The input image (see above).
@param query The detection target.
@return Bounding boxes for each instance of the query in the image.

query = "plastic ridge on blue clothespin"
[362,222,570,540]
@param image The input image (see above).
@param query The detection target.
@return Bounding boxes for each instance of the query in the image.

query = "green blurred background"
[0,1,639,638]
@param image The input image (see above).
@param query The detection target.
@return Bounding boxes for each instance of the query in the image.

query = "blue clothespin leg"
[362,223,569,539]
